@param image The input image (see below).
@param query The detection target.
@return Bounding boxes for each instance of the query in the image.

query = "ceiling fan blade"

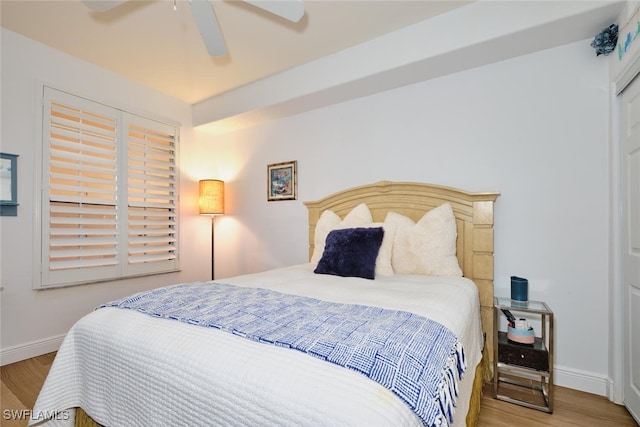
[190,0,228,57]
[244,0,304,23]
[81,0,127,12]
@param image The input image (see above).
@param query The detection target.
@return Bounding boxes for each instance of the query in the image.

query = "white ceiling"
[0,0,472,105]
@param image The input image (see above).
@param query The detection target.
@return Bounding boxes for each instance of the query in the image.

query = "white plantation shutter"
[37,87,179,288]
[125,115,178,276]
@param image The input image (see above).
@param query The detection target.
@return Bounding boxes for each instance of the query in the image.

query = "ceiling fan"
[82,0,304,57]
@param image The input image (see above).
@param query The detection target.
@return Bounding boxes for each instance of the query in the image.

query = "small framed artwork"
[267,161,297,201]
[0,152,18,216]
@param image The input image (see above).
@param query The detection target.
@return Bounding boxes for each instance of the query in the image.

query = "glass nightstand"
[493,297,554,413]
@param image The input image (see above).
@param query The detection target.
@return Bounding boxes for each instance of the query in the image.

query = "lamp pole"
[198,179,225,281]
[211,215,216,280]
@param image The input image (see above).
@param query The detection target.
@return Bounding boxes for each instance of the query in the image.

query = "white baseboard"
[0,335,65,366]
[554,365,610,397]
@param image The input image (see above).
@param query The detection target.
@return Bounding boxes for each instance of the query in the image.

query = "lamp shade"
[199,179,225,215]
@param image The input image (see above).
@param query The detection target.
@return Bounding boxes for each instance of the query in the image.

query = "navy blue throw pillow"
[314,227,384,280]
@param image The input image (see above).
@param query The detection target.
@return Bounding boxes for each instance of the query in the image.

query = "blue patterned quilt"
[98,282,466,426]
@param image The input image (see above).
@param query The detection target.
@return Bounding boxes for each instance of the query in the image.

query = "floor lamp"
[199,179,224,280]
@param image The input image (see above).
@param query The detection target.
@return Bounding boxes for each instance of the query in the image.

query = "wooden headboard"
[304,181,499,381]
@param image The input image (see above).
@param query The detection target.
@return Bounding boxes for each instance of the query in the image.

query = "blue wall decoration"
[0,152,18,216]
[617,6,640,61]
[591,24,619,56]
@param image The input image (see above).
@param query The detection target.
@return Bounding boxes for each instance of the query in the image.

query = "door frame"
[611,51,640,415]
[609,85,624,404]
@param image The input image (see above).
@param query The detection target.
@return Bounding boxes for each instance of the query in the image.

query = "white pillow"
[386,203,462,277]
[310,203,372,265]
[368,221,396,276]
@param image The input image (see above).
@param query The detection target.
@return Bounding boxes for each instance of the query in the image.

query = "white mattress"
[30,264,483,427]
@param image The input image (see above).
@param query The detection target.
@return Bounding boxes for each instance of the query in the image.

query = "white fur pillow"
[368,221,396,276]
[386,203,462,276]
[310,203,372,265]
[310,210,341,265]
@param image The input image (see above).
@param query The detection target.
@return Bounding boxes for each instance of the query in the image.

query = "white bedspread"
[30,264,483,427]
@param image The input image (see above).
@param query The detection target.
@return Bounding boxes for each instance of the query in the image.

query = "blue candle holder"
[511,276,529,301]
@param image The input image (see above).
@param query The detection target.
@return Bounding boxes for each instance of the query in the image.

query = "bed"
[30,181,499,427]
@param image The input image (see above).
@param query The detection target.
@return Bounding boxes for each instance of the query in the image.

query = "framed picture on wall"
[0,152,18,216]
[267,161,297,201]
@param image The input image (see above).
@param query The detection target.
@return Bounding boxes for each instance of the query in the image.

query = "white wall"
[207,39,612,395]
[0,29,213,363]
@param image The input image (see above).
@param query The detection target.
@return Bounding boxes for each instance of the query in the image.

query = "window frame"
[33,86,180,289]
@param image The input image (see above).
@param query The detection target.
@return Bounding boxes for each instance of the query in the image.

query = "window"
[35,87,179,289]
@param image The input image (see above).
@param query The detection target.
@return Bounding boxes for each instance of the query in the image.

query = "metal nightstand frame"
[493,297,554,413]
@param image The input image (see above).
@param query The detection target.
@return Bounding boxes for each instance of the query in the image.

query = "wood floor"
[1,353,56,427]
[1,352,638,426]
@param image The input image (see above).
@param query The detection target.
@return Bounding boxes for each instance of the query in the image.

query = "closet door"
[621,73,640,424]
